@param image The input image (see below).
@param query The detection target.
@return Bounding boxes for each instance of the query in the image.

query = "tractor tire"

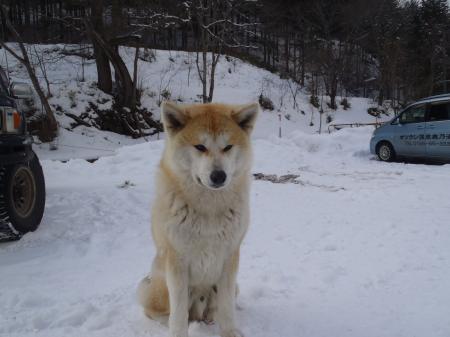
[0,151,45,239]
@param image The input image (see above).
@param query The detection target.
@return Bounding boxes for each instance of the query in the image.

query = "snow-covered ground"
[1,44,447,337]
[1,126,450,337]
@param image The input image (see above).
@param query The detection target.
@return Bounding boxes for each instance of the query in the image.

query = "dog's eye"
[223,145,233,152]
[194,144,207,152]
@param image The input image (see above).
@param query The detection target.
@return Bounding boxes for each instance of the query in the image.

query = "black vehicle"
[0,68,45,242]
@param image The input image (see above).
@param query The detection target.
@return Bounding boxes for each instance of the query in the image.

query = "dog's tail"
[136,275,170,321]
[136,275,152,308]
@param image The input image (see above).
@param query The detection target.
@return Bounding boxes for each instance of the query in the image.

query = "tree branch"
[0,42,25,63]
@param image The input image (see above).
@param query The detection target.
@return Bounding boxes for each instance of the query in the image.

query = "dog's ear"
[232,102,259,133]
[161,101,188,135]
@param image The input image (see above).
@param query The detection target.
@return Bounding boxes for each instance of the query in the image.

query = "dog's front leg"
[216,250,243,337]
[166,253,189,337]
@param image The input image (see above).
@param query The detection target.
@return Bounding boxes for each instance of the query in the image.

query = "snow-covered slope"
[1,45,390,160]
[1,127,449,337]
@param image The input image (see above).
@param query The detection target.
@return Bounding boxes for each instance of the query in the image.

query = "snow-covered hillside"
[1,126,450,337]
[1,45,390,160]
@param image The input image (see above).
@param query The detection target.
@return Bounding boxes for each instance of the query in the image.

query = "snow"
[33,127,146,162]
[1,126,450,337]
[1,45,449,337]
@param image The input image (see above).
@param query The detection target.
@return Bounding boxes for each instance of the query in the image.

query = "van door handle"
[428,124,435,129]
[416,126,425,130]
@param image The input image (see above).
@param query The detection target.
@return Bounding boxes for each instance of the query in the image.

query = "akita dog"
[138,101,259,337]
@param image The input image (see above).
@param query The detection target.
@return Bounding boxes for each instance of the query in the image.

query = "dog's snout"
[210,170,226,186]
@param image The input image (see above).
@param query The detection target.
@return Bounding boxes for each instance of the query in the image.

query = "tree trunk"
[329,74,338,110]
[285,29,289,74]
[90,0,112,94]
[207,53,220,102]
[378,87,384,106]
[301,38,305,86]
[84,20,136,110]
[111,0,122,38]
[131,46,139,111]
[202,50,207,103]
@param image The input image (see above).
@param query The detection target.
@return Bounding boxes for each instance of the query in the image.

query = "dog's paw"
[221,328,244,337]
[169,333,188,337]
[169,325,188,337]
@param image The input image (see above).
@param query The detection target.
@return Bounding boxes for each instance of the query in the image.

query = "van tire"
[376,142,396,162]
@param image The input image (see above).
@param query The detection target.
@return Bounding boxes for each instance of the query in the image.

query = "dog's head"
[161,102,259,190]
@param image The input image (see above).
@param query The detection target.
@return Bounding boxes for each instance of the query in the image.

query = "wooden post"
[278,112,282,138]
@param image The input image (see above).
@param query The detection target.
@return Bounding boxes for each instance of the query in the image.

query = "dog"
[137,101,259,337]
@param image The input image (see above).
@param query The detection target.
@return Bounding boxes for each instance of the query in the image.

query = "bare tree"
[286,78,301,110]
[32,46,52,98]
[316,40,344,110]
[0,5,57,139]
[54,6,163,137]
[186,0,258,102]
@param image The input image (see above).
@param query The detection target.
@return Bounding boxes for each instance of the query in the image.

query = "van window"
[428,101,450,122]
[400,105,426,124]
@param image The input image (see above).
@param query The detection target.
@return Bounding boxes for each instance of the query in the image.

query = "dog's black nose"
[210,170,226,186]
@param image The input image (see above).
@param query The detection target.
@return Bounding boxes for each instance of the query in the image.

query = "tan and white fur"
[138,102,259,337]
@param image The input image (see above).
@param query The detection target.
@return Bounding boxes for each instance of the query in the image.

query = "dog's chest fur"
[166,191,248,286]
